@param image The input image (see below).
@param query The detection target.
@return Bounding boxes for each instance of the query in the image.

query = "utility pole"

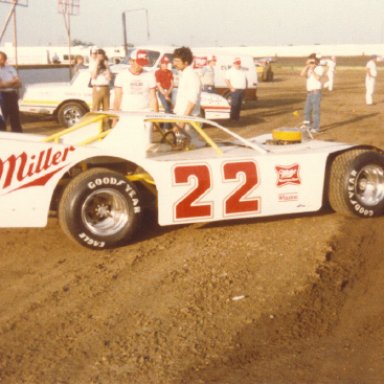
[122,8,150,57]
[58,0,80,79]
[0,0,28,70]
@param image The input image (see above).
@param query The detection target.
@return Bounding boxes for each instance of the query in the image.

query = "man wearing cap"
[225,57,247,122]
[155,56,174,114]
[200,55,217,92]
[365,55,379,105]
[113,49,158,113]
[300,53,324,133]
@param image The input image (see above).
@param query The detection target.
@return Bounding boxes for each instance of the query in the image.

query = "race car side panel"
[0,137,99,227]
[154,151,330,226]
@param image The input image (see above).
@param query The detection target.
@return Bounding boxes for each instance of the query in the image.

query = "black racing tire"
[57,101,88,127]
[328,150,384,218]
[58,168,143,249]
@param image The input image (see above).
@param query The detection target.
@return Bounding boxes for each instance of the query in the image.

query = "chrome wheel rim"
[355,165,384,206]
[63,106,84,126]
[81,188,129,237]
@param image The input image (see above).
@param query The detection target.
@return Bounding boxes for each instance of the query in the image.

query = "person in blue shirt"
[0,51,22,133]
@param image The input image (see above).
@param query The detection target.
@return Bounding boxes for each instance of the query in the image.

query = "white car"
[19,68,230,127]
[0,112,383,249]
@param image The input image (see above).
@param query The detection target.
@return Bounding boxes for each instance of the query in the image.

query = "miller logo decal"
[0,146,76,194]
[275,164,301,187]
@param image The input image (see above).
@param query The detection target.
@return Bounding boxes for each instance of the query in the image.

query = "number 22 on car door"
[172,160,261,223]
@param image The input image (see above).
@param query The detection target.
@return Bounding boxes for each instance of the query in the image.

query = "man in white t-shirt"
[225,57,247,122]
[172,46,202,148]
[300,53,324,133]
[173,46,201,117]
[365,55,379,105]
[113,49,158,112]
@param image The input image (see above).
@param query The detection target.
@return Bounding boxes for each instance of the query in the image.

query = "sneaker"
[310,128,320,134]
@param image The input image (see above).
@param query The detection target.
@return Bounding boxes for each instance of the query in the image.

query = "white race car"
[0,112,383,249]
[19,68,230,127]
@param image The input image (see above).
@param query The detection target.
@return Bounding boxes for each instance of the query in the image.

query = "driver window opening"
[146,120,207,155]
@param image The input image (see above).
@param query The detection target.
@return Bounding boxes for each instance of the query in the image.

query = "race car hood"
[249,133,355,155]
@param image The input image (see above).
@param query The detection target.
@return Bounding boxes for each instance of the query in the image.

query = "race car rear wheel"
[58,168,142,249]
[328,150,384,218]
[57,101,88,127]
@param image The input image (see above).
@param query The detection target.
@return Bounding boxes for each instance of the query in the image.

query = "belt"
[307,89,321,93]
[93,85,109,88]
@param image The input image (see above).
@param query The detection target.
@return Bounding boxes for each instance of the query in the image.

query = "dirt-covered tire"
[328,150,384,218]
[58,168,143,249]
[57,101,88,127]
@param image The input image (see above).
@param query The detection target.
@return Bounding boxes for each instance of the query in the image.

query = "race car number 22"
[173,161,260,221]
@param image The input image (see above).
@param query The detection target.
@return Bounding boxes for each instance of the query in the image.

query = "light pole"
[58,0,80,79]
[122,8,150,57]
[0,0,29,70]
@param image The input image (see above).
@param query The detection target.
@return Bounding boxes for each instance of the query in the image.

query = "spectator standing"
[113,49,158,112]
[0,51,22,133]
[155,56,174,114]
[225,57,247,122]
[365,55,379,105]
[172,46,201,118]
[300,53,324,133]
[88,46,99,73]
[71,55,87,77]
[324,56,336,91]
[200,55,217,92]
[91,49,112,111]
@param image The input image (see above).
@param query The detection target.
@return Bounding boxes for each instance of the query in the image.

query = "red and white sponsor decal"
[0,145,76,194]
[193,56,208,69]
[275,164,301,187]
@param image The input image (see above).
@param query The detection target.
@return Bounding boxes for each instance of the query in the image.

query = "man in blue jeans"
[225,57,247,122]
[300,53,324,133]
[0,51,22,133]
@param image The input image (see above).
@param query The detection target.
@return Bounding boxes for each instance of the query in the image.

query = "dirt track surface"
[1,68,384,383]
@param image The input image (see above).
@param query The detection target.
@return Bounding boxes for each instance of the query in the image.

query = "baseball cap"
[233,57,241,64]
[130,49,149,66]
[207,54,217,62]
[160,56,170,64]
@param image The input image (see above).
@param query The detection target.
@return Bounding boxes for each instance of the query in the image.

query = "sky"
[0,0,383,47]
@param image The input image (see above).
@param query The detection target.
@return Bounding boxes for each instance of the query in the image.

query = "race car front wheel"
[58,168,142,249]
[328,150,384,218]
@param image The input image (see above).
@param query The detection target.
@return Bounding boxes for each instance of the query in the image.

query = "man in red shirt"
[155,56,174,114]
